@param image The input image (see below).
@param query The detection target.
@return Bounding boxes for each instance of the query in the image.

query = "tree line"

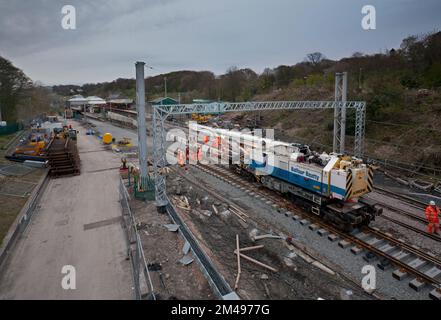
[53,31,441,106]
[0,56,56,124]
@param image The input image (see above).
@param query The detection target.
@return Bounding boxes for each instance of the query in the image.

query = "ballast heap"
[189,123,383,231]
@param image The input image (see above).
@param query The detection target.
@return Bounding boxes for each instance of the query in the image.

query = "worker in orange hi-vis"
[425,200,440,235]
[177,150,185,167]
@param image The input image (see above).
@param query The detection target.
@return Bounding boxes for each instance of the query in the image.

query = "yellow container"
[103,132,113,144]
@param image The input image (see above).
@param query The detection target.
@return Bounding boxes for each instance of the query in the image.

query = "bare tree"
[305,52,325,66]
[352,52,364,58]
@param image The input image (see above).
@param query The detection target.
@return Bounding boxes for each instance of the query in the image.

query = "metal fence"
[118,177,156,300]
[0,123,22,135]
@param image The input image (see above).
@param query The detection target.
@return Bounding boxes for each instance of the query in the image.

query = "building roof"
[67,94,88,106]
[108,98,133,104]
[68,95,87,103]
[150,97,178,105]
[86,96,106,105]
[193,99,215,104]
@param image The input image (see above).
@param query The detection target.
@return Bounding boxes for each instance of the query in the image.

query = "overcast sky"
[0,0,440,86]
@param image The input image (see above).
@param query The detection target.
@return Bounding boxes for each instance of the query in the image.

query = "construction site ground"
[0,121,132,299]
[2,117,435,300]
[0,132,47,247]
[81,117,373,299]
[179,164,434,299]
[129,199,214,299]
[83,116,436,300]
[166,167,373,300]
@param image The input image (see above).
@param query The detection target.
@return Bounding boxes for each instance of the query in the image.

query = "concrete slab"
[328,234,339,242]
[366,237,382,246]
[338,240,351,249]
[350,246,363,255]
[164,224,180,232]
[429,289,441,300]
[378,244,395,254]
[407,258,426,269]
[363,252,378,263]
[392,269,408,281]
[308,224,319,231]
[299,219,310,226]
[222,292,240,300]
[377,258,393,270]
[179,254,194,266]
[424,266,441,279]
[317,229,329,237]
[182,241,191,255]
[292,215,300,221]
[392,251,410,261]
[409,278,426,292]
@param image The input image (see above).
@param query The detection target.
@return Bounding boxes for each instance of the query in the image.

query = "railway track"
[192,163,441,297]
[173,166,376,299]
[370,187,441,242]
[102,119,441,297]
[374,186,427,209]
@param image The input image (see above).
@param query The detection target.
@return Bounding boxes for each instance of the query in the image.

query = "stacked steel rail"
[47,138,80,177]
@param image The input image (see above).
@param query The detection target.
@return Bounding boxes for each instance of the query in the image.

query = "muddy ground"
[129,195,214,300]
[163,167,373,300]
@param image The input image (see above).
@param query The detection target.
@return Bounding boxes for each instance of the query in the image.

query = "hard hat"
[430,200,436,206]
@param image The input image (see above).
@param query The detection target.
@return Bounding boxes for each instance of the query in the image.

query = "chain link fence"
[119,177,156,300]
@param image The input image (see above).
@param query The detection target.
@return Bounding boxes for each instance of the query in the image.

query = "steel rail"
[198,164,441,286]
[374,186,427,209]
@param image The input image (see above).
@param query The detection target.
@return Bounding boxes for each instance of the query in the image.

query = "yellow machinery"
[14,139,46,156]
[191,113,212,124]
[112,137,133,152]
[14,131,47,156]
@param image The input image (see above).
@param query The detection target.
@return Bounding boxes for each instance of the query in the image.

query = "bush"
[400,73,420,89]
[424,62,441,88]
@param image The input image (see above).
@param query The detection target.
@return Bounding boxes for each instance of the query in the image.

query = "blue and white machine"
[189,123,382,230]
